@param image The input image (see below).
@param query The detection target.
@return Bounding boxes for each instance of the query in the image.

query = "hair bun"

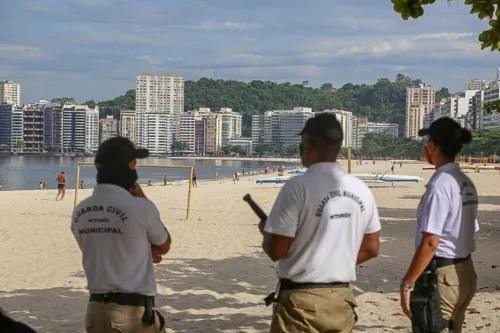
[460,128,472,144]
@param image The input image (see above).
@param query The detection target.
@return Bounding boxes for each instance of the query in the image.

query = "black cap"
[95,137,149,168]
[299,113,343,144]
[418,117,462,145]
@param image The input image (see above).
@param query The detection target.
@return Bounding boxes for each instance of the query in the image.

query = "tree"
[302,80,309,87]
[41,145,49,152]
[285,144,300,155]
[172,140,189,154]
[15,140,26,151]
[391,0,500,51]
[51,97,75,105]
[320,83,333,90]
[0,144,9,151]
[83,100,97,109]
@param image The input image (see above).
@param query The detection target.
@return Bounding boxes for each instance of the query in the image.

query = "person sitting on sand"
[39,181,43,190]
[56,171,67,201]
[147,180,153,186]
[0,183,3,191]
[80,181,86,189]
[43,180,47,189]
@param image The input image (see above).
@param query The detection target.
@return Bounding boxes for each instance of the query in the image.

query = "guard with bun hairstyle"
[400,117,478,333]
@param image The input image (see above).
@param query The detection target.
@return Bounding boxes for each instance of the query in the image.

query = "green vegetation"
[391,0,500,51]
[357,130,500,158]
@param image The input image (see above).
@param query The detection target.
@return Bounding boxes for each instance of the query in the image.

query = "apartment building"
[85,108,99,153]
[179,111,198,153]
[43,103,64,152]
[482,83,500,130]
[62,104,87,152]
[194,118,206,155]
[216,108,242,145]
[22,105,44,152]
[405,84,435,138]
[99,115,119,144]
[316,109,354,148]
[467,78,488,91]
[135,72,184,143]
[355,118,399,148]
[119,110,136,143]
[139,113,172,155]
[0,80,21,106]
[0,105,23,150]
[205,113,222,154]
[251,107,312,149]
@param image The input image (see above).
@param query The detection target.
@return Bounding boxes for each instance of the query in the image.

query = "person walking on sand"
[192,168,198,188]
[56,171,67,201]
[259,114,381,333]
[71,137,171,333]
[163,175,167,186]
[400,118,478,333]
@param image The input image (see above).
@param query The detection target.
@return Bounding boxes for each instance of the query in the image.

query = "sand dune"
[0,160,499,332]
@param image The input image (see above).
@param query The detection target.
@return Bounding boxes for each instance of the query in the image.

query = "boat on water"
[353,173,424,183]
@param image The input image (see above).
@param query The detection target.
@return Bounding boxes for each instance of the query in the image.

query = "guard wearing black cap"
[259,113,381,333]
[71,137,171,333]
[399,117,477,333]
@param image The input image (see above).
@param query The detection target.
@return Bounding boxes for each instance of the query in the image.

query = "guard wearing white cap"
[71,137,171,333]
[400,117,478,333]
[259,113,381,332]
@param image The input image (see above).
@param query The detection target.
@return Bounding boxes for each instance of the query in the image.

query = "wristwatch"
[400,280,414,291]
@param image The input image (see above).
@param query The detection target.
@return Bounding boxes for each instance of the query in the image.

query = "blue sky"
[1,0,499,103]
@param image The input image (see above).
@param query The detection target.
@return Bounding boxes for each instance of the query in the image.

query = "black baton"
[243,194,268,221]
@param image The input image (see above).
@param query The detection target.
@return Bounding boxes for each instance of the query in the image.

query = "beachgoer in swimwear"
[56,171,67,201]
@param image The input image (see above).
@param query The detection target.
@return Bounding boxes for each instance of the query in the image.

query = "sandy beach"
[1,160,499,332]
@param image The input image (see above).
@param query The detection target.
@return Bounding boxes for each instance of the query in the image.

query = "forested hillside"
[95,74,451,136]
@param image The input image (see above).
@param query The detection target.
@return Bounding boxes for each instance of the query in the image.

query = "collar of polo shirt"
[426,162,459,188]
[306,162,342,173]
[93,184,132,195]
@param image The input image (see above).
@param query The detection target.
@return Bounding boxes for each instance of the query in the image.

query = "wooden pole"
[74,162,81,207]
[347,147,352,174]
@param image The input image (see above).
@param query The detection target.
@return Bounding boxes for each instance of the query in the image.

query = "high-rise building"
[316,109,354,148]
[467,90,484,131]
[482,83,500,130]
[0,105,22,150]
[99,115,119,144]
[62,104,87,152]
[205,113,222,154]
[251,107,312,150]
[216,108,242,146]
[135,72,184,145]
[85,108,99,153]
[467,78,487,91]
[139,113,172,155]
[355,118,399,148]
[179,111,198,154]
[405,84,435,138]
[43,103,64,152]
[119,110,136,143]
[194,118,206,156]
[0,80,21,106]
[22,104,44,152]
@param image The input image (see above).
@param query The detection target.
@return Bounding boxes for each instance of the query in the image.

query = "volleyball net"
[74,162,194,219]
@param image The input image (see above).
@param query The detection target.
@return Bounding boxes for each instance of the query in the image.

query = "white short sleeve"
[264,180,304,238]
[418,187,451,236]
[139,200,170,246]
[365,195,381,234]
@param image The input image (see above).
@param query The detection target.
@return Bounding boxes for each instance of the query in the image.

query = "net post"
[347,147,352,174]
[74,162,81,207]
[186,166,194,219]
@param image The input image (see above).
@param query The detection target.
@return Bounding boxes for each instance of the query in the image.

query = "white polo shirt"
[415,162,479,259]
[264,162,381,283]
[71,184,169,296]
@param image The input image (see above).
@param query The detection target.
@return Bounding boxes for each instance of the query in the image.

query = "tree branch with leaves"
[392,0,500,51]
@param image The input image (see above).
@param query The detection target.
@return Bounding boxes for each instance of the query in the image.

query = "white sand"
[0,160,499,332]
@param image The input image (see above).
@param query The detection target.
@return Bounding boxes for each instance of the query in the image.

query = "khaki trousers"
[437,258,477,333]
[85,302,167,333]
[269,287,357,333]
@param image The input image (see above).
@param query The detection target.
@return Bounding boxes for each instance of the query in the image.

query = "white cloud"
[0,44,48,60]
[195,20,263,31]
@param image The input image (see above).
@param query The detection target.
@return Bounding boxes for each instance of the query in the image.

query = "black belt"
[279,279,349,291]
[434,255,471,269]
[90,293,157,326]
[89,292,154,307]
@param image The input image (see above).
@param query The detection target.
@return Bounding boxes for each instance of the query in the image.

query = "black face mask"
[96,166,138,191]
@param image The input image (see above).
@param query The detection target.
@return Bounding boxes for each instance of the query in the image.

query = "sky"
[1,0,499,104]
